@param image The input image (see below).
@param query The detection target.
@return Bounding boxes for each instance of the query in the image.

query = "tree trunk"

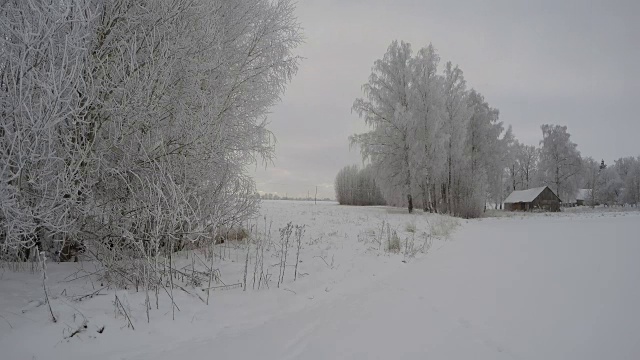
[555,166,561,202]
[431,183,438,213]
[448,144,452,213]
[407,194,413,213]
[422,181,430,212]
[441,183,447,213]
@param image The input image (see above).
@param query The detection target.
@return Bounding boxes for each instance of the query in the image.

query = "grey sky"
[251,0,640,199]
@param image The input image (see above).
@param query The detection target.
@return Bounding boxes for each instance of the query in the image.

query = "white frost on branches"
[351,41,508,217]
[0,0,302,282]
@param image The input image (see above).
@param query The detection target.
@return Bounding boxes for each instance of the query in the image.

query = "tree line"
[0,1,302,278]
[345,41,640,216]
[334,165,386,206]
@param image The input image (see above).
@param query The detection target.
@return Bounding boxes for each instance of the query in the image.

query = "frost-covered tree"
[351,41,415,213]
[351,41,506,218]
[84,0,301,256]
[408,44,444,213]
[467,90,502,179]
[539,125,582,202]
[1,0,302,281]
[335,166,358,205]
[582,157,601,206]
[613,157,635,181]
[334,165,385,206]
[506,141,523,192]
[516,144,540,189]
[483,125,515,210]
[465,90,505,214]
[0,0,97,259]
[441,62,472,215]
[504,141,540,193]
[614,157,640,206]
[597,165,623,205]
[582,159,624,206]
[621,157,640,206]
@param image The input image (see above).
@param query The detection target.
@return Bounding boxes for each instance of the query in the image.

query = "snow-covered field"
[1,201,639,359]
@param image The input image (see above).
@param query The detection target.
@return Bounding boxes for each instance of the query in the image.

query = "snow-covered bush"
[0,0,302,289]
[386,231,401,253]
[429,215,459,239]
[405,222,417,233]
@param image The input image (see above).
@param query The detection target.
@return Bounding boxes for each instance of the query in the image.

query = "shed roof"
[504,186,549,203]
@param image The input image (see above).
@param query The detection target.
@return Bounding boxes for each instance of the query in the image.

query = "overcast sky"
[251,0,640,199]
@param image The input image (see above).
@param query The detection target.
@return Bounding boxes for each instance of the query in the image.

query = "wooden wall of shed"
[531,187,560,212]
[506,203,527,211]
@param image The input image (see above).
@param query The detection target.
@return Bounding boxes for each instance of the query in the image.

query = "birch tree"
[351,41,415,213]
[466,89,504,213]
[409,44,444,212]
[351,41,504,217]
[441,62,472,215]
[487,125,515,209]
[582,157,601,206]
[597,164,623,205]
[539,124,582,202]
[516,144,539,189]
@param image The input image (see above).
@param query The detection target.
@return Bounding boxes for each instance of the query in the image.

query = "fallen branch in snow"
[114,294,134,330]
[201,283,242,291]
[283,288,296,295]
[21,299,45,314]
[70,286,108,302]
[64,320,88,339]
[313,255,333,268]
[174,284,205,303]
[62,268,102,283]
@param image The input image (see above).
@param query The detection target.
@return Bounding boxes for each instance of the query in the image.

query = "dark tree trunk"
[407,194,413,213]
[432,183,438,213]
[422,182,430,212]
[441,183,448,213]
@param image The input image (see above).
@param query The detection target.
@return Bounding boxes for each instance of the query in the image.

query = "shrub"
[429,215,459,239]
[386,230,401,253]
[405,222,417,233]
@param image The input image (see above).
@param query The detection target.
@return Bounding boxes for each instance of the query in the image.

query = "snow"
[1,201,640,359]
[504,186,549,203]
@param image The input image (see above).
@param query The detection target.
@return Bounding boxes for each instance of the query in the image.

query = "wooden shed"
[504,186,561,212]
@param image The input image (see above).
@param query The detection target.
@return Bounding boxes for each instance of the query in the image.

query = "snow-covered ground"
[1,201,639,359]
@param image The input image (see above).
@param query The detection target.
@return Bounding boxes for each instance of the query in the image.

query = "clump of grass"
[429,215,460,239]
[215,227,249,244]
[405,222,417,233]
[386,230,401,253]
